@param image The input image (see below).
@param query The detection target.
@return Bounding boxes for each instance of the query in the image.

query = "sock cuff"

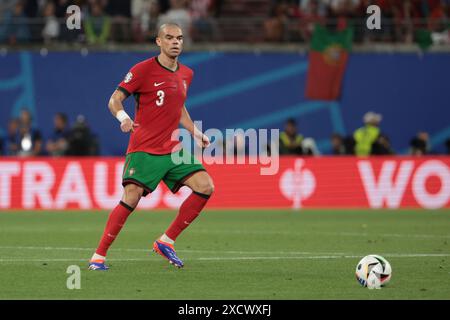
[193,191,211,200]
[119,201,135,212]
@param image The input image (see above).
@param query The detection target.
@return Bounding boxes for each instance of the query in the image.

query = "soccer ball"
[355,254,392,289]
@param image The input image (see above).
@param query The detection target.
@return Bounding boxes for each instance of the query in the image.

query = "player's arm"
[180,105,210,147]
[108,89,139,133]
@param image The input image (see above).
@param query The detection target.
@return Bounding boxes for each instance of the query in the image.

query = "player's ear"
[156,37,161,47]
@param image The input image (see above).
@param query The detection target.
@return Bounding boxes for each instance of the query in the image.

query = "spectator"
[23,0,39,18]
[158,0,171,14]
[66,115,99,156]
[327,0,360,22]
[393,0,422,43]
[343,135,356,155]
[53,0,71,19]
[16,109,43,157]
[106,0,132,42]
[41,1,60,44]
[3,118,19,156]
[301,137,320,155]
[427,0,448,33]
[279,118,304,155]
[5,118,20,155]
[264,1,289,42]
[0,127,5,155]
[24,0,41,42]
[298,0,327,42]
[84,1,111,45]
[299,0,330,17]
[371,133,395,155]
[0,1,31,45]
[330,133,346,155]
[331,133,356,155]
[157,0,192,45]
[190,0,218,42]
[46,112,70,156]
[409,131,431,155]
[210,0,224,18]
[131,0,160,42]
[353,111,383,156]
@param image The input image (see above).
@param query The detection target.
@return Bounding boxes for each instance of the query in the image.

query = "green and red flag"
[305,24,353,101]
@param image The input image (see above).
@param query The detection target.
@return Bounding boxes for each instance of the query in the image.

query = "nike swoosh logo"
[154,82,165,86]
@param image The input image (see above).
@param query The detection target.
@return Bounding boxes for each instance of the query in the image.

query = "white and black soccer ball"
[355,254,392,289]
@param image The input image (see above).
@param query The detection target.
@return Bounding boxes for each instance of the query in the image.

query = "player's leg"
[162,171,214,242]
[89,151,164,270]
[88,184,143,270]
[154,167,214,268]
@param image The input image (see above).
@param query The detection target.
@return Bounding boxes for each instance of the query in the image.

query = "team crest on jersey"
[183,80,187,91]
[129,168,135,176]
[124,72,133,83]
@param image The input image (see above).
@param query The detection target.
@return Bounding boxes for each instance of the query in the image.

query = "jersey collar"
[156,56,179,73]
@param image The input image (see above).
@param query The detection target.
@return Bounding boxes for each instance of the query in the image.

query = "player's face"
[157,27,183,59]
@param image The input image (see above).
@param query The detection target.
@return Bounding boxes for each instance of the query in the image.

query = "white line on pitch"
[197,253,450,261]
[0,253,449,263]
[0,258,150,262]
[321,232,450,239]
[0,246,348,255]
[191,229,450,239]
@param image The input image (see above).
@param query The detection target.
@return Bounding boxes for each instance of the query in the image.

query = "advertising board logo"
[279,159,316,209]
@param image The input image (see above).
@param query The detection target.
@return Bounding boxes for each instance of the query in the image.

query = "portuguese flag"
[305,24,353,101]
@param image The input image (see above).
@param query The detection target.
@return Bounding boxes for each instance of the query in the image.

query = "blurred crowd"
[1,108,449,157]
[0,0,223,45]
[0,108,99,156]
[277,111,450,156]
[0,0,448,45]
[264,0,450,43]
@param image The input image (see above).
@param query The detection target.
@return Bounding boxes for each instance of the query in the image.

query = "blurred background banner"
[1,156,448,210]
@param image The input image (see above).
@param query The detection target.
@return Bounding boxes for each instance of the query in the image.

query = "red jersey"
[117,56,193,155]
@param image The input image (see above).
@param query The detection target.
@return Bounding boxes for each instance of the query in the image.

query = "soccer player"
[88,23,214,270]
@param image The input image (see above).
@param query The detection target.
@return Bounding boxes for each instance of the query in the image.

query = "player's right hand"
[120,118,139,133]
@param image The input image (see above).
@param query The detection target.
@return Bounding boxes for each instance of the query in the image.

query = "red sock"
[165,191,210,241]
[95,201,134,257]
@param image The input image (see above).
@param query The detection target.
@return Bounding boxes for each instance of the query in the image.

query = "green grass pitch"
[0,209,449,299]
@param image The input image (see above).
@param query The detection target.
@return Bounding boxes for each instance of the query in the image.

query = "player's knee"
[196,179,214,196]
[122,184,143,208]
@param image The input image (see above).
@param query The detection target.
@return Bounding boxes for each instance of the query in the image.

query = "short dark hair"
[331,133,343,140]
[56,112,68,124]
[286,118,296,126]
[20,108,32,118]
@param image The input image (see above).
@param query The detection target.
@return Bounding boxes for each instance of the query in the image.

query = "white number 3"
[156,90,165,106]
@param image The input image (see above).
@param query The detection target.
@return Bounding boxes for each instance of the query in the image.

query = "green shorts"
[122,149,206,196]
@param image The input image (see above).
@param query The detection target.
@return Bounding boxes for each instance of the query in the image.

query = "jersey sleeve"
[117,63,145,97]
